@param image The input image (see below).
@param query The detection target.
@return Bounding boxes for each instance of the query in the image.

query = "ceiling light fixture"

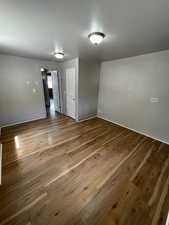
[54,52,64,59]
[88,32,105,45]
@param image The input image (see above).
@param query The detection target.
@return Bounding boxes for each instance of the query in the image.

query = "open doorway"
[46,71,55,113]
[41,68,62,118]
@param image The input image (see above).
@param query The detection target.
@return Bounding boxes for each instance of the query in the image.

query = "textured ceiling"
[0,0,169,61]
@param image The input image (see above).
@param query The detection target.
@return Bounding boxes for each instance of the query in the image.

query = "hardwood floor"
[0,114,169,225]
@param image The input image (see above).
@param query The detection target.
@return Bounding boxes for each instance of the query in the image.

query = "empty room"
[0,0,169,224]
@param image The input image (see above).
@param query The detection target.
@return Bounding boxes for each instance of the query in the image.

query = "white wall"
[78,59,100,120]
[0,55,99,126]
[0,54,60,127]
[98,50,169,144]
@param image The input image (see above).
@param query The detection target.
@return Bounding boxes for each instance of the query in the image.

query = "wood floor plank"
[0,114,169,225]
[27,132,145,225]
[68,138,154,225]
[2,118,110,165]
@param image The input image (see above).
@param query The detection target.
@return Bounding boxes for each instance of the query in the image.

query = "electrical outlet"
[150,97,159,103]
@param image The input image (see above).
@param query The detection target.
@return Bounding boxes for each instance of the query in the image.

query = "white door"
[66,68,76,119]
[51,71,61,112]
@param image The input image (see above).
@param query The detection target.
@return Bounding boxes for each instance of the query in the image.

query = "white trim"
[1,115,46,128]
[76,115,97,122]
[97,115,169,146]
[0,144,2,185]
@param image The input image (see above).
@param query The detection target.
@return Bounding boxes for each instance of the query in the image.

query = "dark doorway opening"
[41,68,56,118]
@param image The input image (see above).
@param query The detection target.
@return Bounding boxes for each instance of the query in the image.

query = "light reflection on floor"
[50,99,55,111]
[14,136,20,149]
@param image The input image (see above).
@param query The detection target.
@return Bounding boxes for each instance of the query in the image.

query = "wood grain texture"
[0,113,169,225]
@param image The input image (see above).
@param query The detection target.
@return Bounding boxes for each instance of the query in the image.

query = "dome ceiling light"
[88,32,105,45]
[54,52,64,59]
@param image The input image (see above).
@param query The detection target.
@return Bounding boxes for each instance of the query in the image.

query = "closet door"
[65,68,76,119]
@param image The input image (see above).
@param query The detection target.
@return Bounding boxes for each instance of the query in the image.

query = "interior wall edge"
[0,53,62,126]
[77,113,97,122]
[101,49,169,63]
[0,113,46,128]
[97,114,169,146]
[98,50,169,147]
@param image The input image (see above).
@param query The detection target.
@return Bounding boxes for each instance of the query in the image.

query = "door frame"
[65,67,76,119]
[50,70,62,113]
[40,67,64,116]
[63,63,79,121]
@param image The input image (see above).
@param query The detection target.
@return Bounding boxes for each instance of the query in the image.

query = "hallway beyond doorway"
[46,99,57,119]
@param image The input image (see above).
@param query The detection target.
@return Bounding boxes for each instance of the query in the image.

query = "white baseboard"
[0,144,2,185]
[1,115,46,128]
[77,114,97,122]
[97,115,169,146]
